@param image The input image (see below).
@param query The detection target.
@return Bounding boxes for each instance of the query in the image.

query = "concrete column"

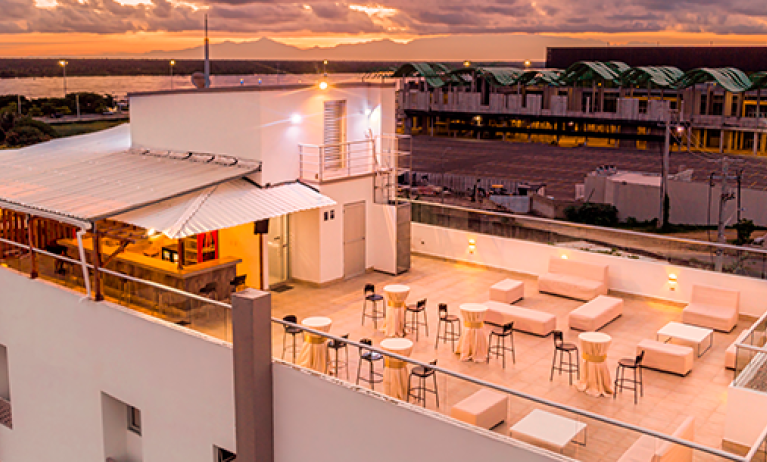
[232,289,274,462]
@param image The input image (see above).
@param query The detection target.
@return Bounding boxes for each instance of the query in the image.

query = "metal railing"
[299,139,376,182]
[272,318,745,462]
[406,199,767,280]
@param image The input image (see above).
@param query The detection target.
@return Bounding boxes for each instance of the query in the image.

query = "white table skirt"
[576,332,613,397]
[456,304,489,362]
[297,317,332,374]
[381,338,414,400]
[384,285,410,338]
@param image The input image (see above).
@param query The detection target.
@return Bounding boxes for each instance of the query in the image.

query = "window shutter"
[323,100,346,169]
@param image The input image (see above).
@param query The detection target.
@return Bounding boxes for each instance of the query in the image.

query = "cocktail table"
[510,409,587,453]
[656,321,713,357]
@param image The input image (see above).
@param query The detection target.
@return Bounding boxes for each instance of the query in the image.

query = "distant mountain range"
[140,34,608,61]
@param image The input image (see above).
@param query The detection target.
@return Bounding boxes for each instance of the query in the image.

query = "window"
[323,100,347,170]
[215,446,236,462]
[127,405,141,435]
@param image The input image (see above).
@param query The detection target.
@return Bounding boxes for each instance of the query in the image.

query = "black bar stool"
[614,350,645,404]
[361,284,385,328]
[550,330,580,385]
[407,359,439,408]
[487,322,515,368]
[405,298,428,340]
[356,338,383,390]
[328,334,350,379]
[434,303,461,350]
[230,274,247,293]
[281,315,302,363]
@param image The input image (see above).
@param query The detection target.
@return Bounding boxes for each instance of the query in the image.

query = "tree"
[5,125,50,147]
[733,219,756,245]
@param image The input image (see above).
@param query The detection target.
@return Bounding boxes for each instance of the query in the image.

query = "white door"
[344,202,366,278]
[267,215,289,286]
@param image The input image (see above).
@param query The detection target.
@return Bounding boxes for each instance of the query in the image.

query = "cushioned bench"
[490,279,524,304]
[682,284,739,333]
[483,300,557,337]
[538,257,608,301]
[569,295,623,331]
[450,389,508,430]
[617,416,695,462]
[637,339,694,376]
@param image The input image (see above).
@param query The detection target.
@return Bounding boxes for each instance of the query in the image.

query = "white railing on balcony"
[299,135,412,188]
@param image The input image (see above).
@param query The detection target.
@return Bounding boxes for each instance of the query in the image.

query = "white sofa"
[569,295,623,331]
[489,279,524,304]
[538,257,608,301]
[450,389,508,430]
[617,416,694,462]
[637,340,694,376]
[483,300,557,336]
[682,284,739,333]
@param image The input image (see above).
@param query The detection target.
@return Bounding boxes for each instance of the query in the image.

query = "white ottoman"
[490,279,524,304]
[637,339,694,376]
[450,389,508,430]
[569,295,623,331]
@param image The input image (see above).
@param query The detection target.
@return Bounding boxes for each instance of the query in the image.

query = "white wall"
[724,385,767,448]
[318,176,376,283]
[129,83,396,186]
[370,203,398,274]
[273,364,561,462]
[0,269,236,462]
[412,223,767,317]
[290,209,321,284]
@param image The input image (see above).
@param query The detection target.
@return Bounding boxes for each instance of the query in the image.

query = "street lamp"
[170,60,176,90]
[524,60,532,68]
[58,60,68,96]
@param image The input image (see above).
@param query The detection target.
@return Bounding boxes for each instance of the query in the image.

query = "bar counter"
[58,238,241,307]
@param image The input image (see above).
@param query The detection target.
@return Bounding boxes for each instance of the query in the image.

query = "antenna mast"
[204,14,210,88]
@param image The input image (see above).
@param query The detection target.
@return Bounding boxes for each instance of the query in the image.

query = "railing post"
[232,289,274,462]
[91,224,104,302]
[26,215,38,279]
[299,146,303,180]
[319,146,324,181]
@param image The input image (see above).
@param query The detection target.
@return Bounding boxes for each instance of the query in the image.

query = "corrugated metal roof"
[113,181,336,239]
[0,124,261,225]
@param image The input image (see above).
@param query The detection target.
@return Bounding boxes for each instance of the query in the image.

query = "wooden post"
[91,224,104,302]
[177,239,184,270]
[27,215,38,279]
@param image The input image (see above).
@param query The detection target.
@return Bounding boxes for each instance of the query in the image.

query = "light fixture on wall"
[468,238,476,254]
[290,114,302,125]
[668,273,678,291]
[561,254,568,260]
[365,108,372,116]
[318,80,329,90]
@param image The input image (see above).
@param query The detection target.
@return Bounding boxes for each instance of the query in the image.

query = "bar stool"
[404,298,428,340]
[356,338,383,390]
[550,330,580,385]
[230,275,247,293]
[487,322,515,368]
[361,284,385,328]
[281,315,302,363]
[434,303,461,350]
[328,334,350,380]
[407,359,439,408]
[614,350,645,404]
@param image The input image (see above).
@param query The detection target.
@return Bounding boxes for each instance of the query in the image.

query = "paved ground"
[411,136,767,200]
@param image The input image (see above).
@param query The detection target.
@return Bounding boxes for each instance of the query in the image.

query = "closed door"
[267,215,289,286]
[344,202,366,278]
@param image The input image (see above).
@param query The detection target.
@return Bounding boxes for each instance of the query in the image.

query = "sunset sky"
[3,0,767,58]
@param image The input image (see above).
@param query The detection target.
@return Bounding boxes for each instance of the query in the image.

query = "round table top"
[302,316,333,329]
[460,303,488,313]
[383,284,410,294]
[380,337,414,353]
[579,332,611,344]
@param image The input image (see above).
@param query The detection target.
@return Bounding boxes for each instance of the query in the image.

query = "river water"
[0,73,370,99]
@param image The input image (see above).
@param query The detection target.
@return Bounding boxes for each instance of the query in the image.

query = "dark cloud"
[2,0,767,37]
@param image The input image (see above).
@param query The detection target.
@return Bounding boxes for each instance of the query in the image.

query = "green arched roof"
[619,66,684,89]
[452,67,525,87]
[749,71,767,90]
[558,61,630,85]
[517,69,564,86]
[392,62,452,87]
[674,67,753,93]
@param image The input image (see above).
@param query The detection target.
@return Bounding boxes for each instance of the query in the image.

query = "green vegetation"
[52,120,126,138]
[0,92,115,118]
[0,110,54,148]
[0,58,403,79]
[564,203,619,227]
[733,219,757,245]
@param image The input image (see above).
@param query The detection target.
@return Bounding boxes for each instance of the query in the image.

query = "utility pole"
[711,157,743,271]
[658,117,671,229]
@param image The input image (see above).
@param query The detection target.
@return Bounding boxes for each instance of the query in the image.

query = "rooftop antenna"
[204,14,210,88]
